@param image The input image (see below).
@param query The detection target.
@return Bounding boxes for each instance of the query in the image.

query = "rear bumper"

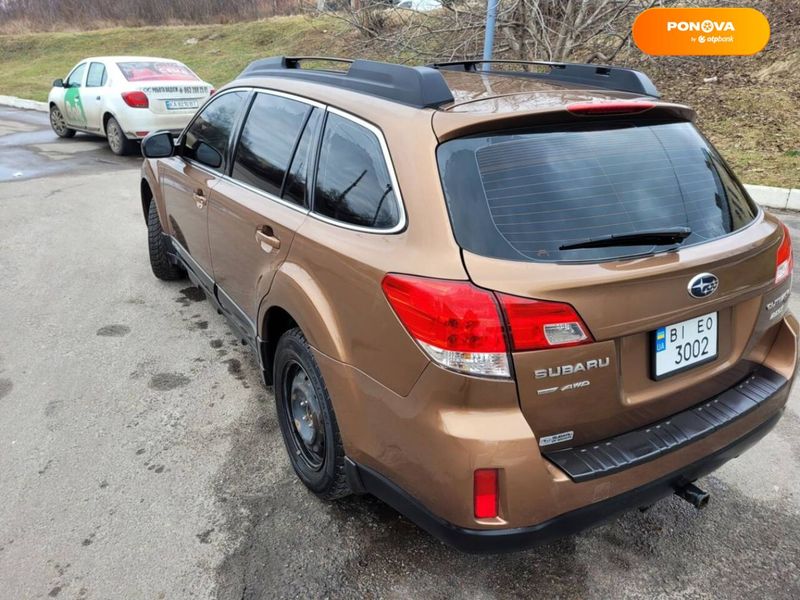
[318,314,796,552]
[349,404,785,553]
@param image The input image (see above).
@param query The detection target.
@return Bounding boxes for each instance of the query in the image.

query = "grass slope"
[0,16,349,101]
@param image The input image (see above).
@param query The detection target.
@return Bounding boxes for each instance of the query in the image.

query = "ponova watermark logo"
[667,19,736,45]
[633,7,769,55]
[666,20,735,33]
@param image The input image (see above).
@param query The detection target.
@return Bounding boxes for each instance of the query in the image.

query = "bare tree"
[0,0,306,29]
[500,0,641,61]
[333,0,721,64]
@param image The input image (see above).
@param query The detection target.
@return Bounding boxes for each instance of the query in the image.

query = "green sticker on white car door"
[64,86,87,128]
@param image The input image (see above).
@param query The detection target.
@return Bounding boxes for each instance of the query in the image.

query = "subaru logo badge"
[688,273,719,299]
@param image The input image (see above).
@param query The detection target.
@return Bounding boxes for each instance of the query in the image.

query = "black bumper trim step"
[543,366,788,482]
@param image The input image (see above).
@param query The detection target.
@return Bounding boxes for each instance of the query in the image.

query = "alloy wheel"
[107,120,122,154]
[50,108,67,135]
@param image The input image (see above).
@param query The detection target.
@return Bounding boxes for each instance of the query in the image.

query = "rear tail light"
[382,274,595,375]
[121,91,149,108]
[567,101,655,115]
[381,274,509,378]
[474,469,499,519]
[498,294,593,351]
[776,223,793,285]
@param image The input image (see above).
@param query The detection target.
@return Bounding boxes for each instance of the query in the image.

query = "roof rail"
[238,56,455,109]
[427,59,661,98]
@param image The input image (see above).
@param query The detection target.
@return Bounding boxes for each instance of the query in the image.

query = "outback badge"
[688,273,719,298]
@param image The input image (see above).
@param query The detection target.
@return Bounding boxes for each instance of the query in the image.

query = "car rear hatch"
[433,107,789,450]
[116,60,211,115]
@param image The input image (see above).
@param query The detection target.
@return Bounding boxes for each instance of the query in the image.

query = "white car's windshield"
[117,61,198,82]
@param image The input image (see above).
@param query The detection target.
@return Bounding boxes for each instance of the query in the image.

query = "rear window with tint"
[437,122,758,263]
[117,61,198,82]
[313,113,400,229]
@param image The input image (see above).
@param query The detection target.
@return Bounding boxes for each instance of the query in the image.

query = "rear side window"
[437,122,758,263]
[183,91,247,171]
[117,61,198,82]
[313,113,399,230]
[232,93,311,198]
[86,62,107,87]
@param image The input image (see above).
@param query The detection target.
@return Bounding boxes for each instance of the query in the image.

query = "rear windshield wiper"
[559,227,692,251]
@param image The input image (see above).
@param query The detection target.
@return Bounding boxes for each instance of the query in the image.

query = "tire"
[147,200,184,281]
[105,116,136,156]
[49,105,75,138]
[274,327,351,500]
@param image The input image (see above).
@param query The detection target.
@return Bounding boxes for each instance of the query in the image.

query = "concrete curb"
[0,95,48,112]
[743,184,800,211]
[0,94,797,208]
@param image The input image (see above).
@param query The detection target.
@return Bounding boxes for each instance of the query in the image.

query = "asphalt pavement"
[1,106,799,599]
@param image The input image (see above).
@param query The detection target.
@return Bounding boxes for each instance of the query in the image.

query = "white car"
[48,56,214,155]
[396,0,442,10]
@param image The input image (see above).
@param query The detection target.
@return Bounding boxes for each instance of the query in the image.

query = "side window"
[313,113,399,229]
[183,91,247,171]
[231,93,310,197]
[86,62,107,87]
[65,63,87,88]
[283,109,322,207]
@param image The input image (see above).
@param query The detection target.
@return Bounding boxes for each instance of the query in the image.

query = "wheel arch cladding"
[140,178,153,224]
[102,111,114,131]
[262,306,298,385]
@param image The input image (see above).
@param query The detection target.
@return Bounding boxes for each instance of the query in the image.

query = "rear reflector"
[474,469,498,519]
[121,90,149,108]
[381,274,510,378]
[567,101,655,115]
[776,222,793,284]
[498,294,593,351]
[135,131,149,137]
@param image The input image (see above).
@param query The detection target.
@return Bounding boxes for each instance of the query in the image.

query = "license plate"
[652,311,718,379]
[165,99,199,110]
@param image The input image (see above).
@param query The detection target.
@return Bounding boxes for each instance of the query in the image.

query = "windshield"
[117,61,198,82]
[436,121,758,263]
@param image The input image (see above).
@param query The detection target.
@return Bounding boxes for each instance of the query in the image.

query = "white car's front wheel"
[50,105,75,138]
[105,116,136,156]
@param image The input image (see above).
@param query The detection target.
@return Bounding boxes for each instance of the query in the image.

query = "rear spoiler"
[432,101,696,142]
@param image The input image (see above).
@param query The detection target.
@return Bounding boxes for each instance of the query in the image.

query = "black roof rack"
[238,56,454,109]
[427,59,661,98]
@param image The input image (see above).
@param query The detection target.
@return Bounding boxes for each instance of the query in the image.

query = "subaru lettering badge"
[688,273,719,299]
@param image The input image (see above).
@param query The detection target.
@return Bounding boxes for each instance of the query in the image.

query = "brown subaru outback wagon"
[140,57,797,552]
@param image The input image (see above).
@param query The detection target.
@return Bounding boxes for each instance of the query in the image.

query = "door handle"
[95,96,101,101]
[255,225,281,252]
[192,191,207,209]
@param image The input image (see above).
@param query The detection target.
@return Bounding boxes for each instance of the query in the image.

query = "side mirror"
[141,131,175,159]
[194,141,222,169]
[52,78,64,88]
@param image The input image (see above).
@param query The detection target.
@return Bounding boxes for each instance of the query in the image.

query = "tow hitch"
[675,482,710,509]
